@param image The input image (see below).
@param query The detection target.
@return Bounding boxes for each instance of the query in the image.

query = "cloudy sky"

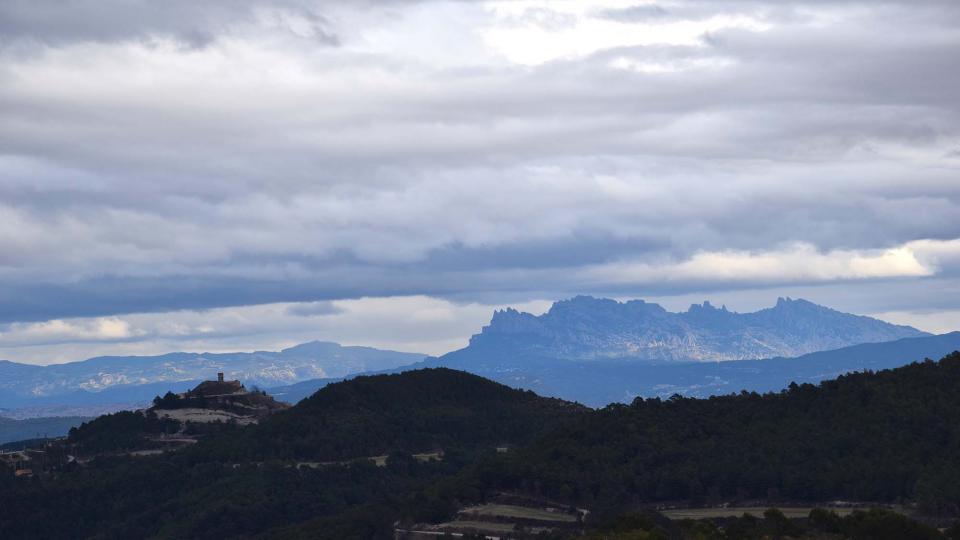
[1,0,959,364]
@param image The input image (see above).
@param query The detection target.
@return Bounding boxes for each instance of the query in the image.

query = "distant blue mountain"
[268,376,344,404]
[266,297,945,407]
[0,416,93,445]
[0,297,939,413]
[0,342,425,413]
[471,296,927,362]
[432,331,960,406]
[271,332,960,408]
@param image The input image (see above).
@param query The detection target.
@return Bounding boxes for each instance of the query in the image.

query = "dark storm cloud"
[0,0,958,327]
[0,274,383,325]
[418,234,670,272]
[0,244,955,326]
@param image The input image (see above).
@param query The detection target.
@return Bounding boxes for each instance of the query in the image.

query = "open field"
[461,503,578,522]
[439,520,516,532]
[661,506,864,520]
[155,408,258,425]
[399,496,584,539]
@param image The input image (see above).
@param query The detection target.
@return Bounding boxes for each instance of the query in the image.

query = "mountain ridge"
[0,341,425,410]
[0,296,934,414]
[436,331,960,406]
[470,295,927,362]
[273,332,960,407]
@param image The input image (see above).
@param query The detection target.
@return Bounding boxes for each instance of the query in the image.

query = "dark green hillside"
[201,368,587,461]
[443,352,960,516]
[66,409,182,454]
[0,369,586,539]
[0,451,460,539]
[3,359,960,539]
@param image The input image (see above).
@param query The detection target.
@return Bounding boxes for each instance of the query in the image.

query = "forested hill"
[64,368,587,462]
[445,352,960,516]
[198,368,587,461]
[4,358,960,538]
[0,369,587,539]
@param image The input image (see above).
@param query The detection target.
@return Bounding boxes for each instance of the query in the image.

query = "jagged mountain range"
[472,295,927,362]
[430,332,960,406]
[0,341,425,410]
[0,296,936,415]
[271,332,960,407]
[267,297,942,406]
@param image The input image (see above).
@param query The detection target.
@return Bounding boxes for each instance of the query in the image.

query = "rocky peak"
[687,300,730,313]
[465,295,929,362]
[474,308,545,340]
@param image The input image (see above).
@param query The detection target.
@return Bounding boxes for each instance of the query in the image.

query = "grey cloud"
[594,5,671,23]
[607,1,960,26]
[643,276,960,318]
[8,20,956,176]
[1,247,959,325]
[417,234,670,272]
[0,0,958,325]
[0,0,338,47]
[286,301,344,317]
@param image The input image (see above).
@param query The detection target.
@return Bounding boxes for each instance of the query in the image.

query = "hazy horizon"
[1,293,952,366]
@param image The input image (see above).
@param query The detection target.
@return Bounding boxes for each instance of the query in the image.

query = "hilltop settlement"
[0,373,288,472]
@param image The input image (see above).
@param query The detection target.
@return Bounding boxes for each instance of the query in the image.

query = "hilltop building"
[151,374,289,425]
[184,372,245,399]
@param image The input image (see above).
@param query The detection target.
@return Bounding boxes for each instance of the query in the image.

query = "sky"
[1,0,959,365]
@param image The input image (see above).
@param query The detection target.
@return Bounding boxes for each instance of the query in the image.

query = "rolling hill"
[0,369,588,538]
[182,368,587,462]
[3,356,960,538]
[443,352,960,516]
